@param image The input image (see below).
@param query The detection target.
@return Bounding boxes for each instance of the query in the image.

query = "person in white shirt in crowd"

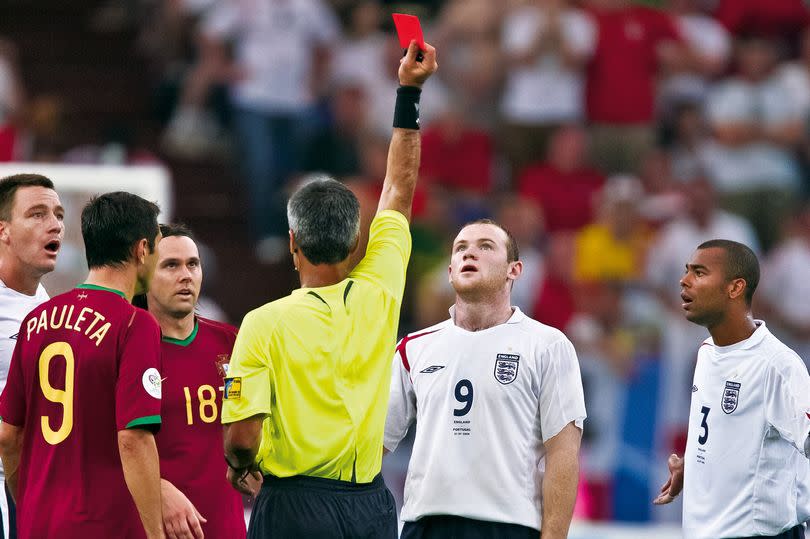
[499,0,595,174]
[197,0,340,263]
[0,174,63,539]
[385,219,586,539]
[703,35,803,251]
[646,176,760,462]
[777,26,810,123]
[758,203,810,366]
[654,239,810,539]
[660,0,731,111]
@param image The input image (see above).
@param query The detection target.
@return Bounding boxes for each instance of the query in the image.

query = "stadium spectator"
[759,203,810,364]
[660,0,731,112]
[420,103,495,195]
[0,40,24,162]
[654,240,810,539]
[715,0,810,52]
[669,101,709,183]
[518,124,605,233]
[197,0,341,263]
[777,26,810,127]
[385,218,586,539]
[301,81,368,179]
[0,191,163,538]
[0,174,63,539]
[134,224,247,539]
[500,0,595,175]
[532,231,577,331]
[221,42,437,538]
[585,0,685,175]
[573,175,651,283]
[432,0,503,129]
[703,35,802,250]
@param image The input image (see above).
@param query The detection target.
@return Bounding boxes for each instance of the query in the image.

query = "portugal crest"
[494,353,520,385]
[215,354,231,379]
[722,381,741,414]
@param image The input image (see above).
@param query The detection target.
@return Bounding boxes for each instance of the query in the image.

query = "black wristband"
[393,86,422,130]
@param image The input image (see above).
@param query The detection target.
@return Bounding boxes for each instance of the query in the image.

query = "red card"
[392,13,425,50]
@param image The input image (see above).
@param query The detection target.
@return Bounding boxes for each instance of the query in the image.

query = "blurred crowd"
[4,0,810,524]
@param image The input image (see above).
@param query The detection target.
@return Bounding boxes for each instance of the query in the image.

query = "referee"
[222,41,438,538]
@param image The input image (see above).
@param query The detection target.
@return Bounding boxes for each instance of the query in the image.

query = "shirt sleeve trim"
[125,415,162,429]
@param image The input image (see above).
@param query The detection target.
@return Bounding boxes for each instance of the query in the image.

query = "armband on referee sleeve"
[393,86,422,130]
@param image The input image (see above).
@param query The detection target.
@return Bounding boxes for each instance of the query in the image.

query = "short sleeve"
[221,311,274,424]
[350,210,412,302]
[0,337,26,427]
[764,354,810,455]
[117,310,162,431]
[538,338,587,442]
[384,345,416,452]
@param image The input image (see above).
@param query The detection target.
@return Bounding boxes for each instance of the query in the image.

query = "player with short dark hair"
[654,240,810,539]
[385,219,586,539]
[0,173,63,539]
[139,223,246,539]
[221,41,438,538]
[0,191,165,539]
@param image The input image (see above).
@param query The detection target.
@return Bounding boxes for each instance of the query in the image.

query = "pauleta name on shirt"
[25,304,112,347]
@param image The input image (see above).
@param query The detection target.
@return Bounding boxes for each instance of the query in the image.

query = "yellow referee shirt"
[222,210,411,483]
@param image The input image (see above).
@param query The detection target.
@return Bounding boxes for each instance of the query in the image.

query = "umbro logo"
[692,385,698,392]
[9,333,17,340]
[419,365,444,374]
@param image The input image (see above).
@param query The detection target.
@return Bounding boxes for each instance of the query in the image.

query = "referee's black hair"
[81,191,160,269]
[287,177,360,265]
[697,239,759,305]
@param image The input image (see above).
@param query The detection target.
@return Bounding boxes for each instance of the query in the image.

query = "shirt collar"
[709,320,769,353]
[448,305,525,327]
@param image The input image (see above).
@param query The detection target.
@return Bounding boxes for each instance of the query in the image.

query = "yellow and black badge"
[224,377,242,400]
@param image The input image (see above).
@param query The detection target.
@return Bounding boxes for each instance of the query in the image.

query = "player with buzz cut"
[135,223,246,539]
[0,173,63,539]
[654,239,810,539]
[384,218,587,539]
[0,191,165,539]
[221,40,437,538]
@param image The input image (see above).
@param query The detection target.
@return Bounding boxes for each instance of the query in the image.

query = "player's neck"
[0,256,42,295]
[708,311,757,347]
[84,267,137,302]
[453,294,514,332]
[152,310,195,341]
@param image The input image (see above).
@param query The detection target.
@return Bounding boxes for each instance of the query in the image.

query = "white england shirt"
[684,321,810,539]
[384,307,586,531]
[0,278,48,394]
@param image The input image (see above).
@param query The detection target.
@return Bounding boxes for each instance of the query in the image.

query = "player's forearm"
[224,418,263,470]
[118,429,164,539]
[540,450,579,539]
[377,127,421,220]
[0,422,22,502]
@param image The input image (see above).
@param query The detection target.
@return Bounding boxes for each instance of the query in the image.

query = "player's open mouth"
[681,293,693,309]
[44,240,60,254]
[176,289,193,297]
[460,265,477,273]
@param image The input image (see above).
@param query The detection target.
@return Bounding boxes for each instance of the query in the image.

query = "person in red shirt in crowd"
[585,0,686,174]
[420,105,494,196]
[518,125,605,233]
[716,0,810,52]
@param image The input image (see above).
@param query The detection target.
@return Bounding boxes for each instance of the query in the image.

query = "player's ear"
[728,277,747,301]
[289,230,298,254]
[133,238,148,265]
[0,219,8,244]
[507,260,522,282]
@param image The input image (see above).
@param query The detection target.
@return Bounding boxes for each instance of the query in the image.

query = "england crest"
[722,381,741,414]
[494,353,520,385]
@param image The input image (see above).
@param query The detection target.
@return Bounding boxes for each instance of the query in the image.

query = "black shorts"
[248,473,397,539]
[401,515,537,539]
[736,524,805,539]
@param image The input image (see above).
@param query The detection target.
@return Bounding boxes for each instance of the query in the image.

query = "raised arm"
[377,41,438,221]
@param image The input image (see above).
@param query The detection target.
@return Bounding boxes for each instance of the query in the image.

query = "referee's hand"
[227,466,263,498]
[653,454,685,505]
[399,40,437,88]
